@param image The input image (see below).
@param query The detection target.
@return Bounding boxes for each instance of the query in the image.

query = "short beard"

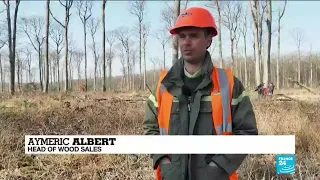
[183,54,206,65]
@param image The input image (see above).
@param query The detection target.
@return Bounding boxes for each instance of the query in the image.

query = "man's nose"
[181,36,191,45]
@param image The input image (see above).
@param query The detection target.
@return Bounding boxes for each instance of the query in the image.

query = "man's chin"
[183,56,201,65]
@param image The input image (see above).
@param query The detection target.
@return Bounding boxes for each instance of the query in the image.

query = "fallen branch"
[274,93,299,101]
[287,78,317,94]
[93,98,146,102]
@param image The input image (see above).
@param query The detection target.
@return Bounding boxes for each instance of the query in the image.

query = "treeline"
[0,0,319,94]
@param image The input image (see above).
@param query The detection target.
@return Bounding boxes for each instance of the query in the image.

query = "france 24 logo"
[276,155,296,174]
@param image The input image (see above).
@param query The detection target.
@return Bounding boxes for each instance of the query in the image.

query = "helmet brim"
[170,26,218,37]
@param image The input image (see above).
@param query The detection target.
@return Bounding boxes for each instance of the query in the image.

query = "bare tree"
[102,0,107,91]
[21,47,32,84]
[263,0,272,86]
[161,5,175,31]
[0,53,4,92]
[277,0,287,89]
[50,0,73,92]
[20,16,46,91]
[3,0,21,95]
[15,50,22,91]
[74,51,84,90]
[129,0,146,89]
[115,27,131,90]
[160,1,182,65]
[154,26,170,69]
[292,29,304,82]
[255,1,267,76]
[50,23,64,91]
[76,1,92,92]
[221,1,242,75]
[115,43,126,89]
[150,57,162,84]
[48,51,56,86]
[0,22,6,50]
[88,17,100,91]
[173,0,180,65]
[44,0,50,93]
[67,35,75,89]
[129,43,138,89]
[106,30,116,90]
[142,23,150,90]
[309,44,313,87]
[240,7,248,87]
[250,0,261,86]
[205,0,224,67]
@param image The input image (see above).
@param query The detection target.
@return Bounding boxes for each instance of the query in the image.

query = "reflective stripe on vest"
[212,68,234,135]
[155,67,238,180]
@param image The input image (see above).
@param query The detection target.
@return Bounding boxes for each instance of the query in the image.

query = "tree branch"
[49,8,65,28]
[280,0,287,20]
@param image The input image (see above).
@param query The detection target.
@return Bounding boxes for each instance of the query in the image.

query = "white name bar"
[25,135,295,154]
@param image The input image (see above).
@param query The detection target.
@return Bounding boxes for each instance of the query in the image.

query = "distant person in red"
[264,87,269,96]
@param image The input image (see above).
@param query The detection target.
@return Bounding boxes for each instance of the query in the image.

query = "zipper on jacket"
[182,85,192,112]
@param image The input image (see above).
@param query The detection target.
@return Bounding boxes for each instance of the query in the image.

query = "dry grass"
[0,90,319,180]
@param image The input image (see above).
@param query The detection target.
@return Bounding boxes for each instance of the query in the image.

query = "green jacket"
[142,51,258,180]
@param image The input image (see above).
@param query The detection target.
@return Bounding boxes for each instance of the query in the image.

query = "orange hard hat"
[169,7,218,37]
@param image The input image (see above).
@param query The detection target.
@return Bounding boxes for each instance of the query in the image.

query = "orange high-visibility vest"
[155,66,238,180]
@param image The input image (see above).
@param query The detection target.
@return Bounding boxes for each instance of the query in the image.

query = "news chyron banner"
[25,135,296,154]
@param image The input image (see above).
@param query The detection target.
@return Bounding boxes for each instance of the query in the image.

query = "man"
[255,83,265,98]
[143,7,258,180]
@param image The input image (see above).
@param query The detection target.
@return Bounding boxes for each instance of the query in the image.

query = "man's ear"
[206,36,213,49]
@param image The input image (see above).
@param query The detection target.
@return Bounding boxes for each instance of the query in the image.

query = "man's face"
[177,27,212,64]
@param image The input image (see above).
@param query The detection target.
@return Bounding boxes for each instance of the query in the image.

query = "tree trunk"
[102,2,106,92]
[215,0,223,68]
[16,58,20,91]
[127,50,130,90]
[57,54,60,91]
[264,0,272,85]
[69,54,72,90]
[84,22,88,91]
[298,49,300,83]
[92,33,97,91]
[172,0,180,65]
[163,44,166,69]
[44,0,50,93]
[143,39,146,90]
[230,31,235,75]
[0,54,3,92]
[108,47,112,90]
[8,6,14,94]
[250,1,261,86]
[243,34,248,87]
[277,11,280,89]
[139,22,142,89]
[64,9,69,92]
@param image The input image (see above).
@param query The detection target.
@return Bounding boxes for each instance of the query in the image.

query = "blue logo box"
[276,155,296,174]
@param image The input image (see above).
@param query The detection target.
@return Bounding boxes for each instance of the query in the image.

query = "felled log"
[274,93,298,101]
[287,78,317,95]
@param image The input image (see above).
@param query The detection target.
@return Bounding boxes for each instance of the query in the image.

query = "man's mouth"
[183,50,192,54]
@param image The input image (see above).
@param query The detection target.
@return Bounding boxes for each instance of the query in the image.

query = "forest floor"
[0,89,319,180]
